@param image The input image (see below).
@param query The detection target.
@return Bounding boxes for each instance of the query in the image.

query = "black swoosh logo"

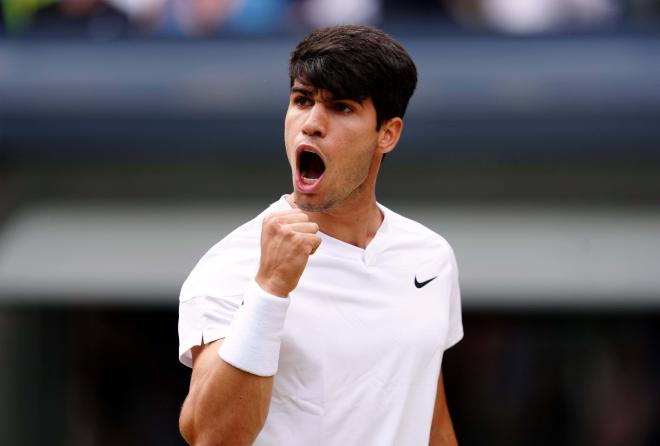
[414,275,437,288]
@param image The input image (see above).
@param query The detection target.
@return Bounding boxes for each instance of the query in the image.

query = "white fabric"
[218,279,290,377]
[178,195,463,446]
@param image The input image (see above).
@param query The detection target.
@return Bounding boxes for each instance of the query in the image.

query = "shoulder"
[380,204,457,264]
[180,197,289,300]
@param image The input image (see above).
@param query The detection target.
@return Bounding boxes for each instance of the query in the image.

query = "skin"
[430,372,460,446]
[179,80,458,445]
[282,80,400,250]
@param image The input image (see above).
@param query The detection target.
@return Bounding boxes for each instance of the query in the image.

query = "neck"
[316,195,383,249]
[288,157,384,249]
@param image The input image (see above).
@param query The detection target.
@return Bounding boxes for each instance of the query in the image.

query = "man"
[178,25,463,446]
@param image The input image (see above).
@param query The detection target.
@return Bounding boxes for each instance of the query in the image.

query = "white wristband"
[218,279,290,377]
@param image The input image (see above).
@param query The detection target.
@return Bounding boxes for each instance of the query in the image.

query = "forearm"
[180,342,274,446]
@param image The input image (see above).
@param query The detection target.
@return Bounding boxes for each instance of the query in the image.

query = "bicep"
[187,338,224,396]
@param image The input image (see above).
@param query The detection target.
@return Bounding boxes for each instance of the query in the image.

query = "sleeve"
[178,228,260,368]
[444,247,464,351]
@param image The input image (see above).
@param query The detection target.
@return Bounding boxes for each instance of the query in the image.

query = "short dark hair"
[289,25,417,129]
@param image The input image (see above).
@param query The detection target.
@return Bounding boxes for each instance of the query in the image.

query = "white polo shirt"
[179,195,463,446]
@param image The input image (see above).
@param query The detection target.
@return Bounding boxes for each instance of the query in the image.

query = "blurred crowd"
[1,0,659,38]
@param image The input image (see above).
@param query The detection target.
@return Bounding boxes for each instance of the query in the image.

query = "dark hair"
[289,25,417,129]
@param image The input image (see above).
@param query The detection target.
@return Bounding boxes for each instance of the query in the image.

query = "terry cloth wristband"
[218,279,290,377]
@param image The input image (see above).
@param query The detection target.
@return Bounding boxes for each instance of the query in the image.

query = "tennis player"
[178,25,463,446]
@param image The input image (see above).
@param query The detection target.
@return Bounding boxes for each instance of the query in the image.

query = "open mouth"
[298,150,326,183]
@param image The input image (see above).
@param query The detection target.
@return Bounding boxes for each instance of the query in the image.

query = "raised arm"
[179,209,321,445]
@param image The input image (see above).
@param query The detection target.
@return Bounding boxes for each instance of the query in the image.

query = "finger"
[284,222,319,234]
[304,234,322,255]
[270,212,309,225]
[265,209,306,221]
[310,236,322,255]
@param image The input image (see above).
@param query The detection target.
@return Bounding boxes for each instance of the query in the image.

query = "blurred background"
[1,0,660,445]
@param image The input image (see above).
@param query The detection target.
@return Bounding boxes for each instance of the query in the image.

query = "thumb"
[309,235,322,255]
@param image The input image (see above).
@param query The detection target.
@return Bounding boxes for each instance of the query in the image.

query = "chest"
[276,254,452,394]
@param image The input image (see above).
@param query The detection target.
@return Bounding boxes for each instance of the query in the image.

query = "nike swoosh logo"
[414,275,437,288]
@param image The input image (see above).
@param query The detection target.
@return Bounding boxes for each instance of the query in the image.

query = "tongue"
[301,152,325,179]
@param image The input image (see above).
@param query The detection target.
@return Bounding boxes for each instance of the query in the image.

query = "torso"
[255,197,458,446]
[179,196,462,445]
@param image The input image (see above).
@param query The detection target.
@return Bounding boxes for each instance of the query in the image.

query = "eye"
[333,102,353,113]
[293,95,312,107]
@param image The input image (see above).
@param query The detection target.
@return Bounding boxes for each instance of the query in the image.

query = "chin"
[293,193,328,213]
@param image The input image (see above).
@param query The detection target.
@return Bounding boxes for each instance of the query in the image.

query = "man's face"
[284,80,381,212]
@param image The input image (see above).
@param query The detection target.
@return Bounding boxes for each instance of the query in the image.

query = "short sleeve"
[444,248,464,350]
[178,221,260,368]
[179,294,242,367]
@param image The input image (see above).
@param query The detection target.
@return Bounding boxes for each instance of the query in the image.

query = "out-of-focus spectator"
[108,0,165,29]
[2,0,55,33]
[447,0,623,34]
[149,0,383,37]
[224,0,289,34]
[629,0,660,21]
[295,0,382,28]
[155,0,239,36]
[9,0,657,38]
[151,0,290,37]
[27,0,133,38]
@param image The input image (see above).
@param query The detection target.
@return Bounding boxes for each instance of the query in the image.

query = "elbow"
[179,406,212,446]
[179,399,196,445]
[179,398,268,446]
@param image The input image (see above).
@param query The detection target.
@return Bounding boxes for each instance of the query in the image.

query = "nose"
[302,103,327,138]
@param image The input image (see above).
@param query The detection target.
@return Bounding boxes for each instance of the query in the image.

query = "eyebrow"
[290,86,362,107]
[290,86,314,96]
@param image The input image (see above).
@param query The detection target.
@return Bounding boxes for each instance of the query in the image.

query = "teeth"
[301,177,317,184]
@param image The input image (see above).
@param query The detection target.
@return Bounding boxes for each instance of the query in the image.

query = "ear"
[376,117,403,155]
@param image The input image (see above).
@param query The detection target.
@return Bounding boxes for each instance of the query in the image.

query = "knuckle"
[264,214,280,228]
[284,226,296,237]
[265,221,278,234]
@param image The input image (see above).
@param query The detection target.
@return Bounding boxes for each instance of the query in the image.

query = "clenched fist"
[255,209,322,297]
